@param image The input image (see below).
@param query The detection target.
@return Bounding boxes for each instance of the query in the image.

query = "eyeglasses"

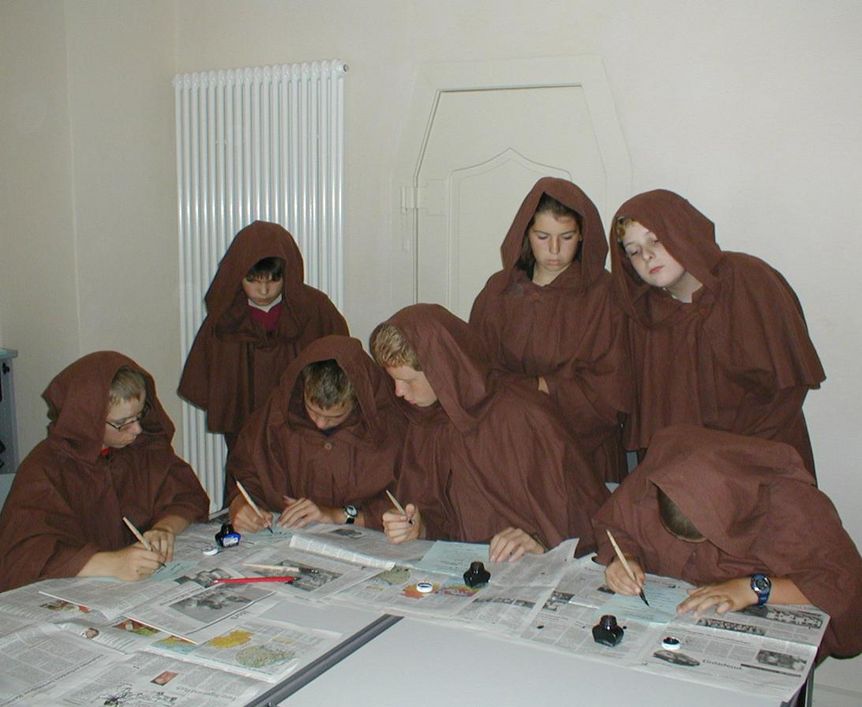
[105,403,150,431]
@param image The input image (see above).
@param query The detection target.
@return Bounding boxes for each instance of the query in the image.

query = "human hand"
[111,544,164,581]
[604,556,645,596]
[489,527,545,563]
[230,496,271,534]
[143,526,175,562]
[383,503,421,543]
[279,496,332,528]
[677,578,755,616]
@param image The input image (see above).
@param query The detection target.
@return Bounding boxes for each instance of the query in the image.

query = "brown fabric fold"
[0,352,209,591]
[178,220,348,434]
[609,190,825,475]
[593,425,862,661]
[470,177,632,481]
[387,304,609,554]
[226,336,406,529]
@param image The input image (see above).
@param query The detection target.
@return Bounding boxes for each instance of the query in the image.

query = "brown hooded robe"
[0,352,209,591]
[387,304,609,554]
[610,190,824,475]
[593,425,862,661]
[226,336,406,530]
[178,220,349,435]
[470,178,631,482]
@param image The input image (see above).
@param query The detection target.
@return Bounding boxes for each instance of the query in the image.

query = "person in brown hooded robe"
[226,336,406,533]
[611,190,824,476]
[470,178,631,482]
[0,352,209,591]
[370,304,609,562]
[178,220,348,445]
[593,425,862,661]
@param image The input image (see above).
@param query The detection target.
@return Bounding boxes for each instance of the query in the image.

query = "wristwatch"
[343,504,358,525]
[750,573,772,606]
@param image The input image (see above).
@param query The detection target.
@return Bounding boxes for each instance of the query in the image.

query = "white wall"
[0,0,178,453]
[1,0,860,694]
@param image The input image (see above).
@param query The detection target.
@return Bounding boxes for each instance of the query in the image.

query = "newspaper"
[145,607,343,683]
[518,557,828,701]
[40,566,273,642]
[58,616,172,654]
[288,523,434,569]
[0,624,122,706]
[450,547,569,634]
[239,545,380,601]
[126,582,273,642]
[333,565,483,618]
[37,652,265,706]
[0,581,98,630]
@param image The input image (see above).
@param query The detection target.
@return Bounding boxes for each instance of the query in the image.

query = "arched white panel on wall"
[447,148,570,319]
[390,56,631,317]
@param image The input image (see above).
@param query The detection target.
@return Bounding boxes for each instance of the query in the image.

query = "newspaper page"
[0,623,122,706]
[518,557,825,702]
[0,582,97,634]
[38,652,265,706]
[145,608,343,683]
[126,581,273,642]
[333,565,482,618]
[632,618,819,700]
[289,524,434,569]
[451,549,568,634]
[58,616,172,654]
[238,545,380,601]
[522,600,658,662]
[36,572,203,622]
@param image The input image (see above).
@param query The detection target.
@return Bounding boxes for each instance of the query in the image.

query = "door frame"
[389,55,632,308]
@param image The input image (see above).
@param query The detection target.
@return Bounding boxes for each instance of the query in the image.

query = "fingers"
[489,527,542,563]
[278,498,321,528]
[382,504,420,544]
[233,502,268,534]
[121,545,162,581]
[605,558,643,595]
[677,579,750,615]
[143,529,174,562]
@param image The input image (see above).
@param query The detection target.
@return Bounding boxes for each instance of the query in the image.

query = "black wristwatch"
[750,573,772,606]
[343,504,358,525]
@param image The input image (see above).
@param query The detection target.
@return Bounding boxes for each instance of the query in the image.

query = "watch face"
[752,575,771,592]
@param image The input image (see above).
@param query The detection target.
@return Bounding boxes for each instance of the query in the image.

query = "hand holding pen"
[234,481,274,534]
[382,491,422,544]
[605,529,649,606]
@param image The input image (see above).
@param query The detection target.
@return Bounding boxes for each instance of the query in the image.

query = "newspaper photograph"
[127,582,273,642]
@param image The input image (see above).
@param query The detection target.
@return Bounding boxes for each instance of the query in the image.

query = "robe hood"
[271,335,398,444]
[499,177,607,292]
[640,425,814,558]
[204,220,306,321]
[610,190,723,327]
[43,351,175,465]
[387,304,493,432]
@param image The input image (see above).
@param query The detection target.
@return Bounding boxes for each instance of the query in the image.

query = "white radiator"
[173,60,347,510]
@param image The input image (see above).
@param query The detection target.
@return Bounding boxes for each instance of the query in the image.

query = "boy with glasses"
[0,352,209,590]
